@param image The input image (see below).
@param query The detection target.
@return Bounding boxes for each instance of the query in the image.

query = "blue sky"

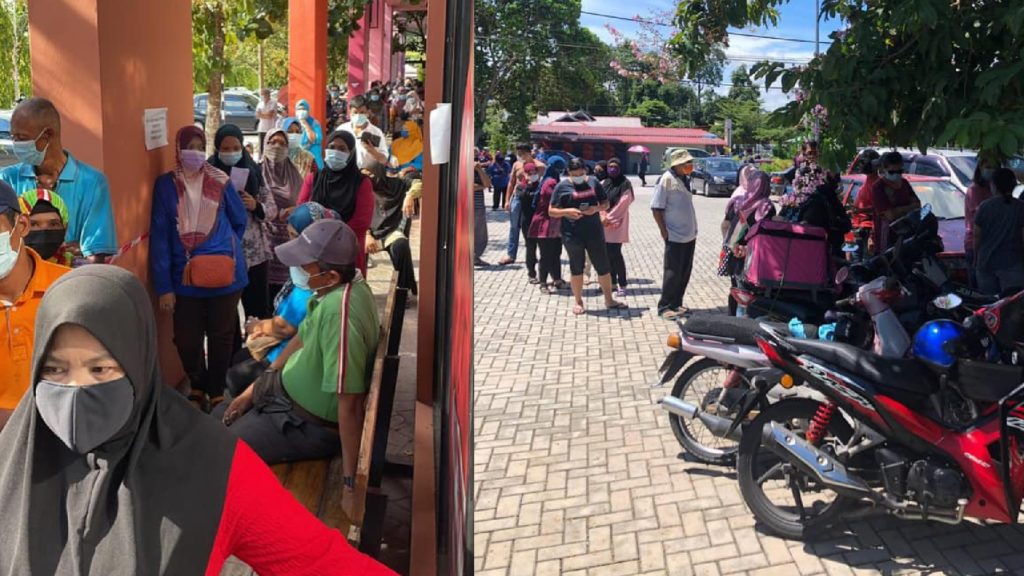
[580,0,842,110]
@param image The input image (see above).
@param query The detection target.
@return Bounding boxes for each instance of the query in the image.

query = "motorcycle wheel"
[668,358,748,465]
[737,398,854,540]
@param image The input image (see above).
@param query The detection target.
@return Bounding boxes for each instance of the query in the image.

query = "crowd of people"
[0,89,424,572]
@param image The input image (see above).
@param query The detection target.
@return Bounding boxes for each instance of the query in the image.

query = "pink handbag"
[743,220,830,290]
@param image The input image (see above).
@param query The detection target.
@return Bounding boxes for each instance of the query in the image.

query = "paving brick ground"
[473,176,1024,576]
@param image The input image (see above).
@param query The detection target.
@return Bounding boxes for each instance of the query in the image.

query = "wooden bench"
[271,272,410,554]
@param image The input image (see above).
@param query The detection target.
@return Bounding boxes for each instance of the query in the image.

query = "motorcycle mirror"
[933,293,963,310]
[835,266,850,284]
[920,203,932,220]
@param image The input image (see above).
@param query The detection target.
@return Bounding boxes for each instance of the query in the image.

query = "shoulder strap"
[335,282,355,394]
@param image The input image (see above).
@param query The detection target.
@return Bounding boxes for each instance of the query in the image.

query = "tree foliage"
[0,0,31,108]
[728,65,760,105]
[671,0,1024,164]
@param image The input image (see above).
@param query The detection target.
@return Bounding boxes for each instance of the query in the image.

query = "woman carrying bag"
[151,126,248,412]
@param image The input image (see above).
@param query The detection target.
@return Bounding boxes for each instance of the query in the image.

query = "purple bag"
[743,220,830,290]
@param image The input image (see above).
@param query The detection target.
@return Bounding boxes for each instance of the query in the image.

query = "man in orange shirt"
[0,181,69,431]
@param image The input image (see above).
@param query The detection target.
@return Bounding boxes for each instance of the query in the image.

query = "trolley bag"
[743,220,829,290]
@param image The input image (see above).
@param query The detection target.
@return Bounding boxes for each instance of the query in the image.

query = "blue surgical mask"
[884,172,901,183]
[325,149,351,171]
[0,230,21,280]
[13,129,48,166]
[400,130,409,138]
[352,114,368,127]
[296,109,310,120]
[290,266,311,289]
[287,133,303,149]
[571,175,587,185]
[219,151,243,167]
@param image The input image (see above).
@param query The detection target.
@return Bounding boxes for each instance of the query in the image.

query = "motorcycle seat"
[682,315,785,346]
[785,339,937,403]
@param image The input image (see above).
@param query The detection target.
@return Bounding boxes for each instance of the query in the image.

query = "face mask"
[528,174,540,183]
[981,168,994,182]
[13,129,48,166]
[36,377,135,454]
[324,149,351,171]
[287,133,303,149]
[218,150,242,167]
[884,172,901,182]
[400,130,409,138]
[264,145,288,163]
[180,149,206,172]
[296,109,310,120]
[570,175,587,185]
[330,91,340,97]
[370,94,381,102]
[352,113,368,127]
[25,229,65,261]
[608,167,621,178]
[290,265,311,290]
[0,230,21,280]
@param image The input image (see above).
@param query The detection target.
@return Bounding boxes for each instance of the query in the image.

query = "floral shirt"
[242,183,277,268]
[779,160,826,220]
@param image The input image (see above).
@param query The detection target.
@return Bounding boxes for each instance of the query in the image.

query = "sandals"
[528,277,540,285]
[552,280,567,290]
[539,285,553,295]
[606,301,628,310]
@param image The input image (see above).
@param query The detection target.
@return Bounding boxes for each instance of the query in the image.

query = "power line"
[579,9,820,45]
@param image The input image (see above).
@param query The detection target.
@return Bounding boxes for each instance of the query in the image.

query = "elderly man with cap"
[0,181,69,432]
[651,149,699,320]
[0,98,117,262]
[218,219,379,491]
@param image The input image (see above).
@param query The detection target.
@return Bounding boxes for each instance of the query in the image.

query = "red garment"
[528,177,562,239]
[851,174,879,229]
[206,441,396,576]
[870,178,920,251]
[298,173,373,274]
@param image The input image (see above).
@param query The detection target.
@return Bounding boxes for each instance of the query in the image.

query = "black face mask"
[25,229,65,261]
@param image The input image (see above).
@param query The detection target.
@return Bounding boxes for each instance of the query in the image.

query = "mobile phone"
[361,132,381,148]
[579,203,591,210]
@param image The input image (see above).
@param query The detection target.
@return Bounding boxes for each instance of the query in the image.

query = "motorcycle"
[732,293,1024,539]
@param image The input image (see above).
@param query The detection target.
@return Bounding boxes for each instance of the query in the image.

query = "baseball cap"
[275,219,358,267]
[0,181,19,216]
[670,149,695,168]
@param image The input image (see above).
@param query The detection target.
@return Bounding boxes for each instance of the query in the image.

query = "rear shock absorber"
[805,402,837,445]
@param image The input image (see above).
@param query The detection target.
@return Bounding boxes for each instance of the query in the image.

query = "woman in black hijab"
[0,265,394,575]
[363,160,419,296]
[299,129,374,274]
[209,123,276,319]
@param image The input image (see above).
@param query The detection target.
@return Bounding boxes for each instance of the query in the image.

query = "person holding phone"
[339,95,389,169]
[548,158,626,315]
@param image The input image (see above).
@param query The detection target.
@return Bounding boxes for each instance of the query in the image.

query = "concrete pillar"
[289,0,328,124]
[27,0,194,385]
[348,15,369,96]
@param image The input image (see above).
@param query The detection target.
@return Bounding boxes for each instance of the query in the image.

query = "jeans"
[474,192,487,260]
[976,264,1024,297]
[607,242,627,287]
[538,238,563,284]
[173,291,243,398]
[658,240,696,313]
[507,194,522,260]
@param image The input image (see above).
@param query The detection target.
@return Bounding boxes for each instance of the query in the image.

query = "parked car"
[848,148,977,193]
[193,91,262,131]
[770,165,795,196]
[689,157,740,196]
[839,174,967,278]
[0,110,15,168]
[541,150,597,173]
[661,147,710,170]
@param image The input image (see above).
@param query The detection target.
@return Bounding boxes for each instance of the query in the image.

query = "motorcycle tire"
[737,398,854,540]
[668,358,747,466]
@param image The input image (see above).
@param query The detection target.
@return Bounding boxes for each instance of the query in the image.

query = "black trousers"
[521,207,538,278]
[607,242,627,287]
[242,261,271,319]
[173,290,242,398]
[492,186,507,210]
[537,237,563,284]
[386,237,418,295]
[657,240,696,313]
[563,233,611,277]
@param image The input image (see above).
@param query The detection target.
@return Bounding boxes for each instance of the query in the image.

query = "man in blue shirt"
[0,98,117,262]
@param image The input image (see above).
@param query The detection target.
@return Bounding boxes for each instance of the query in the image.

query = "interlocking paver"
[473,177,1024,575]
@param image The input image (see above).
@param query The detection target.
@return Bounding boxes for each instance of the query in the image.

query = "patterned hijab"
[737,170,773,222]
[173,126,228,252]
[260,128,304,209]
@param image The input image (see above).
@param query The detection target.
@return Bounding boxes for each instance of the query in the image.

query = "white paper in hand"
[229,167,250,194]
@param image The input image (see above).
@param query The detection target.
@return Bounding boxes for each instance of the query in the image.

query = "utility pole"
[258,40,265,92]
[813,0,821,141]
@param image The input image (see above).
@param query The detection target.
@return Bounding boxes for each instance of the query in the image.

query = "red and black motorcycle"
[735,291,1024,539]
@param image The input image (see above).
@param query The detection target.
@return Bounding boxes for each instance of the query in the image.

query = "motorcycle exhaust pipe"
[660,396,744,442]
[765,421,872,497]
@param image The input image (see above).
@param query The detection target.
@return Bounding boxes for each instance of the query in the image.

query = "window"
[909,157,947,178]
[909,181,965,220]
[707,160,739,172]
[946,156,977,186]
[224,96,253,112]
[195,95,208,108]
[0,118,11,140]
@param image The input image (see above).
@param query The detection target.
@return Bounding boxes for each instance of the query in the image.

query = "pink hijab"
[737,170,773,222]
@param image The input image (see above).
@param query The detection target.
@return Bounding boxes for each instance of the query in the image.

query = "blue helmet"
[912,320,966,369]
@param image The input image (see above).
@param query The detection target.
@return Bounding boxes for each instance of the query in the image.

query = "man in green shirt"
[219,219,380,492]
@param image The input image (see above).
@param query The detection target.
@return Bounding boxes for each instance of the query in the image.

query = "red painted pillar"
[348,14,369,96]
[289,0,328,124]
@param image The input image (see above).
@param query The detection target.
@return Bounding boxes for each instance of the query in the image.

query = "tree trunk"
[258,41,265,92]
[205,3,226,156]
[10,0,19,101]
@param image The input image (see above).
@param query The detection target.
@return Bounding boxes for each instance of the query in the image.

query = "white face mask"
[570,175,587,185]
[0,229,22,280]
[296,109,310,120]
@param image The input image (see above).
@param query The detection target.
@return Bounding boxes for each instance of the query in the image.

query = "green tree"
[532,27,617,115]
[670,0,1024,163]
[728,65,760,105]
[0,0,31,108]
[712,98,761,149]
[626,99,675,127]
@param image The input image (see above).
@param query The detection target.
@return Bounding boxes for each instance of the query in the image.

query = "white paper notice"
[143,108,168,151]
[429,103,452,165]
[229,167,250,194]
